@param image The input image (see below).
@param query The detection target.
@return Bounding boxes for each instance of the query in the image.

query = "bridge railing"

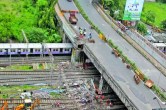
[94,3,166,70]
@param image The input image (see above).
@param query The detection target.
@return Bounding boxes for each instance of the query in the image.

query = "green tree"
[161,19,166,29]
[0,13,13,42]
[47,33,62,43]
[137,22,147,35]
[26,27,48,43]
[37,0,48,11]
[145,10,156,24]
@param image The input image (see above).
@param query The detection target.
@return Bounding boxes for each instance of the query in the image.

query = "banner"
[123,0,144,21]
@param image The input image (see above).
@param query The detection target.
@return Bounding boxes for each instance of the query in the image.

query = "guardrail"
[94,3,166,74]
[55,4,78,48]
[131,28,166,60]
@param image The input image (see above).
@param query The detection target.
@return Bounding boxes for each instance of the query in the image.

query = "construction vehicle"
[61,10,78,24]
[15,99,40,110]
[0,101,8,110]
[15,104,24,110]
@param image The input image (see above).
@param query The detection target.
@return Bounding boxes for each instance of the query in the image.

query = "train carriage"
[0,43,73,56]
[44,43,72,55]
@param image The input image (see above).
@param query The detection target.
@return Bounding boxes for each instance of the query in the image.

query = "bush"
[161,19,166,29]
[137,22,147,35]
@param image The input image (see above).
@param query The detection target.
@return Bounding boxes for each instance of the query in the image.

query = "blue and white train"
[0,43,73,56]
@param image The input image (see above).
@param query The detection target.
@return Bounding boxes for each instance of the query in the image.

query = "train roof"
[153,43,166,47]
[0,43,73,49]
[44,43,73,48]
[0,43,42,49]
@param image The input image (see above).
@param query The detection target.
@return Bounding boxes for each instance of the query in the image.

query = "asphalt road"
[58,0,166,109]
[77,0,166,91]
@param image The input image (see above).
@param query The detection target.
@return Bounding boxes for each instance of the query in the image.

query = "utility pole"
[9,40,12,66]
[44,43,54,86]
[22,29,29,60]
[153,97,162,109]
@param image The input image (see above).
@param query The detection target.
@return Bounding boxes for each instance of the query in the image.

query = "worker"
[55,102,60,107]
[109,102,113,107]
[80,29,83,35]
[106,99,110,106]
[100,95,105,100]
[79,27,83,35]
[88,32,92,40]
[83,28,87,36]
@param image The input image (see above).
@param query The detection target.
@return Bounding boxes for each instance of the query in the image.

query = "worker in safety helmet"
[83,28,87,36]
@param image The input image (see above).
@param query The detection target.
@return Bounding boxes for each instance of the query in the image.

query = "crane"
[0,101,8,110]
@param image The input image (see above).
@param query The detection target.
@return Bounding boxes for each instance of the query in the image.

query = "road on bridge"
[58,0,166,109]
[77,0,166,91]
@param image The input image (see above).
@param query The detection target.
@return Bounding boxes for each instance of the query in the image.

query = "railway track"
[0,98,79,110]
[0,69,100,85]
[0,56,71,65]
[0,69,99,75]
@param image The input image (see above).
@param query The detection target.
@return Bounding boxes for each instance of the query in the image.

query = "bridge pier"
[71,49,84,67]
[83,45,138,110]
[63,34,71,43]
[99,76,103,91]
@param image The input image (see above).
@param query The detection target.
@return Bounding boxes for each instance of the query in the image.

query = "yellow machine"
[15,99,40,110]
[15,104,24,110]
[0,101,8,110]
[99,34,107,42]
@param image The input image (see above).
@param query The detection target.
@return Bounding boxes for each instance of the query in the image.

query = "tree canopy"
[0,0,61,43]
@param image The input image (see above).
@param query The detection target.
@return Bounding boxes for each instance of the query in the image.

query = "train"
[0,43,73,56]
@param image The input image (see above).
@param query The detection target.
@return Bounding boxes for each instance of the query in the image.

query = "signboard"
[123,0,144,21]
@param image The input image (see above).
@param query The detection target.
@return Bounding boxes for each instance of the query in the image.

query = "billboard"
[123,0,144,21]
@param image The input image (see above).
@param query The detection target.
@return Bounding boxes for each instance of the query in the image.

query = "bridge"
[55,0,166,109]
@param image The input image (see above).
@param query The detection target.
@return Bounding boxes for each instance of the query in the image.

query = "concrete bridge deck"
[55,0,166,109]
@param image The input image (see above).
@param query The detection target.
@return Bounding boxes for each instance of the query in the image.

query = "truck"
[69,12,78,24]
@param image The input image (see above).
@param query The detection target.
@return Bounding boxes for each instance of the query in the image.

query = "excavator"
[0,101,8,110]
[15,99,40,110]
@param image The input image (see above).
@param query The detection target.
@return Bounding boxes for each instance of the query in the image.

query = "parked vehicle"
[69,12,78,24]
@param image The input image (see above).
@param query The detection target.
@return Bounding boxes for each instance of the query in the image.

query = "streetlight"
[157,72,161,86]
[153,97,162,109]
